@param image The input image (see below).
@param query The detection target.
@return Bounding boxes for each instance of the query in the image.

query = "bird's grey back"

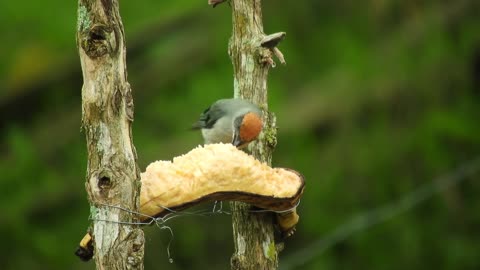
[214,99,261,118]
[193,98,261,129]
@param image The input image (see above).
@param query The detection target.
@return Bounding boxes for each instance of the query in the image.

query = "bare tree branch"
[76,0,144,268]
[228,0,286,269]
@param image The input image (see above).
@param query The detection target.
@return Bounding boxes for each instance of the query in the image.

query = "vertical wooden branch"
[228,0,286,269]
[76,0,144,268]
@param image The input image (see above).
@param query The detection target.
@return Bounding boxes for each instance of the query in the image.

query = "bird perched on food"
[193,98,263,148]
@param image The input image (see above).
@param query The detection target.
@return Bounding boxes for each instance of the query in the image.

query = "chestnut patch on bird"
[240,112,263,143]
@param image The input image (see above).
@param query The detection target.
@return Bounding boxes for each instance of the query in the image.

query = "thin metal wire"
[91,196,304,262]
[91,202,180,262]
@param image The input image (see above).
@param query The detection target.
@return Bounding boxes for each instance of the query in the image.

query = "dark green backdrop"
[1,1,479,269]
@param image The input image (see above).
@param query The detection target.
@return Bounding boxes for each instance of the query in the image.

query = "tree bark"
[76,0,144,269]
[228,0,285,269]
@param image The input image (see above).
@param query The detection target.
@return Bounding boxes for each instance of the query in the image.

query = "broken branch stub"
[140,143,305,227]
[208,0,227,7]
[260,32,286,49]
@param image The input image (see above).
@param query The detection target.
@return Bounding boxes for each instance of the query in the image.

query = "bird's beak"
[232,133,244,147]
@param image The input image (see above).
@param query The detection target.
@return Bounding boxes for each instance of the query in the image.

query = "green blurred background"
[1,0,480,269]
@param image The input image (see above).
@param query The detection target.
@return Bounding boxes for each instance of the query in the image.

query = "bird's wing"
[192,101,226,129]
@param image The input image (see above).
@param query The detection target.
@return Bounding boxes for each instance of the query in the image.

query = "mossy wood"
[76,0,144,268]
[227,0,288,269]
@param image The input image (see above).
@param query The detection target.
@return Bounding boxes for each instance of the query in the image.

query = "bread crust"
[139,143,305,220]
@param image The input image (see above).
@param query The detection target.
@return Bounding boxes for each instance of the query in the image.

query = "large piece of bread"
[139,143,304,220]
[76,144,304,260]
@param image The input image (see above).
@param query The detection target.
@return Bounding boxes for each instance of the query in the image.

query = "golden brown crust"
[139,143,304,220]
[77,144,304,259]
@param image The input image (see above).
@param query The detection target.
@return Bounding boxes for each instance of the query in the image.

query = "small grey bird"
[193,98,263,148]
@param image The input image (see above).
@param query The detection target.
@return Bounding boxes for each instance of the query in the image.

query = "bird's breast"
[201,117,233,144]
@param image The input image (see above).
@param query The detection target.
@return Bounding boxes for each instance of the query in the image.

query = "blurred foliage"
[0,0,480,269]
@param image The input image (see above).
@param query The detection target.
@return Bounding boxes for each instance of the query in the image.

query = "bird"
[193,98,263,148]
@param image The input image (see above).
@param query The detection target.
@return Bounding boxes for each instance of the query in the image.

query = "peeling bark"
[228,0,286,269]
[76,0,144,268]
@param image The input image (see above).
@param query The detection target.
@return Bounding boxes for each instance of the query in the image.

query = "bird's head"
[232,112,263,148]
